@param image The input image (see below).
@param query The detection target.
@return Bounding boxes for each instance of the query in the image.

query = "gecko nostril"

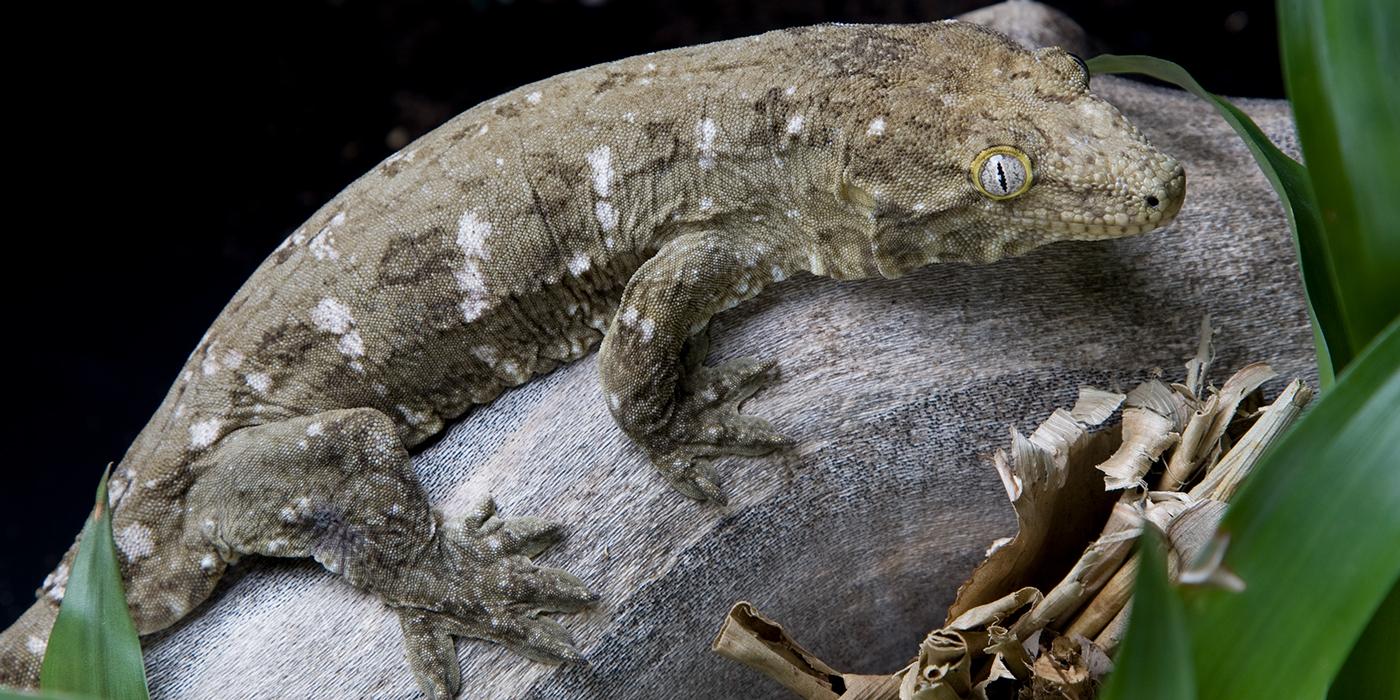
[1145,195,1160,208]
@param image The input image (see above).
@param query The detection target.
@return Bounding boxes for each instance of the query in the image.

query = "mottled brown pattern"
[2,18,1184,699]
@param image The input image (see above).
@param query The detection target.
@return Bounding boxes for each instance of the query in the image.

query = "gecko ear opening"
[840,171,950,280]
[839,174,918,280]
[868,224,942,280]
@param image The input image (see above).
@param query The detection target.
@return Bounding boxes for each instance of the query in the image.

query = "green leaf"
[1328,580,1400,700]
[1087,54,1338,387]
[1099,527,1196,700]
[38,467,150,700]
[1278,0,1400,370]
[1182,318,1400,699]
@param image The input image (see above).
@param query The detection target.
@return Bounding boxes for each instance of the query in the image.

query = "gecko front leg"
[184,408,595,699]
[599,232,796,504]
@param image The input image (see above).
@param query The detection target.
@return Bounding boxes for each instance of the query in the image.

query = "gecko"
[0,20,1184,699]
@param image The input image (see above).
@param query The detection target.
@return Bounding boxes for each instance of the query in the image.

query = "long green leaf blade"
[1183,318,1400,699]
[1087,54,1339,387]
[1099,527,1197,700]
[1279,0,1400,369]
[1327,580,1400,700]
[38,468,150,699]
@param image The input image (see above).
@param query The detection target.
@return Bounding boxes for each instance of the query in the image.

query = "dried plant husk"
[1095,381,1190,490]
[947,394,1122,622]
[713,325,1313,700]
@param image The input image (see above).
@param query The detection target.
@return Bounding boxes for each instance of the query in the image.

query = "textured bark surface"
[140,3,1315,697]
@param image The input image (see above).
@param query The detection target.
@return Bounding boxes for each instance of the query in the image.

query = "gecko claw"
[666,460,729,505]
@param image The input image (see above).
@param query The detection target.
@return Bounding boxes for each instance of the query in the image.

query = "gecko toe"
[488,516,564,558]
[398,610,462,700]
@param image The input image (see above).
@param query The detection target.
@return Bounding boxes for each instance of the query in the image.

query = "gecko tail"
[0,598,59,689]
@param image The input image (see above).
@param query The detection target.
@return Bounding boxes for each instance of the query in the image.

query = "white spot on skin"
[569,252,592,276]
[115,524,155,559]
[696,118,717,170]
[785,114,804,135]
[784,85,796,96]
[244,372,272,393]
[699,196,714,211]
[772,265,787,282]
[397,405,429,426]
[309,220,341,261]
[337,330,365,358]
[638,318,656,343]
[306,422,323,437]
[201,343,220,376]
[608,392,621,411]
[477,124,489,136]
[199,554,219,572]
[500,361,524,382]
[785,209,800,219]
[26,635,45,655]
[866,117,886,137]
[189,418,222,449]
[586,145,614,197]
[525,91,541,104]
[222,349,244,370]
[42,563,70,602]
[383,148,416,166]
[472,345,500,365]
[455,210,494,321]
[311,298,355,334]
[644,62,656,71]
[619,306,640,326]
[595,201,619,232]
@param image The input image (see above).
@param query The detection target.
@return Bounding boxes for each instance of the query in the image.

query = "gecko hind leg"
[184,408,595,699]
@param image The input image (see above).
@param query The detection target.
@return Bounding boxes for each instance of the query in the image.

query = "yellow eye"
[971,146,1033,200]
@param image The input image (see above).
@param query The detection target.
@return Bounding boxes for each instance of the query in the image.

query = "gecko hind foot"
[656,356,793,504]
[388,498,596,699]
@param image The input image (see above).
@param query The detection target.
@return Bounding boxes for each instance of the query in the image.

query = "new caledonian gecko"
[1,20,1183,698]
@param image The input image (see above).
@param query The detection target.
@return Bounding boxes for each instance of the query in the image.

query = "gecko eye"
[971,146,1033,200]
[1068,53,1091,86]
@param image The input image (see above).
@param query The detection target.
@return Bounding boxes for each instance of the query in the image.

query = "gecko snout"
[1148,163,1187,228]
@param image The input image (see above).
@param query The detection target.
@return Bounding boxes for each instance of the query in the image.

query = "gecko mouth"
[1006,172,1186,240]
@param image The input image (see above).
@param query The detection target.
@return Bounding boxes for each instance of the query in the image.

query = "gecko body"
[1,21,1183,698]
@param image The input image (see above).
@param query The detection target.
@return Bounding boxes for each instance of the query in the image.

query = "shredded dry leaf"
[712,322,1312,700]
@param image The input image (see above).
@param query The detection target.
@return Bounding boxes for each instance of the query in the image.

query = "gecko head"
[839,21,1185,278]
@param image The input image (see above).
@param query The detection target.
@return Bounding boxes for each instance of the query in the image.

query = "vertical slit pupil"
[996,161,1008,193]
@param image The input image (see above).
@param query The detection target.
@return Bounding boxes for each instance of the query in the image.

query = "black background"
[2,0,1282,628]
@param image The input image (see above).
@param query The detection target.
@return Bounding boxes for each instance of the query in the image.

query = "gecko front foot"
[385,498,597,698]
[650,357,792,504]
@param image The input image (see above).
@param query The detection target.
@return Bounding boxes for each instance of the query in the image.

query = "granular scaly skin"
[0,20,1183,698]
